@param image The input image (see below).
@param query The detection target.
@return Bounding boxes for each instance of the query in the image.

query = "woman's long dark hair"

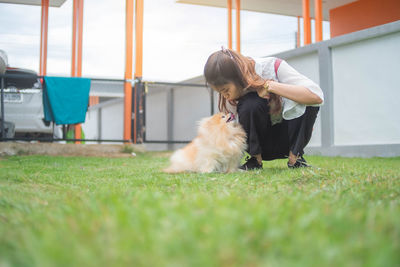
[204,48,282,115]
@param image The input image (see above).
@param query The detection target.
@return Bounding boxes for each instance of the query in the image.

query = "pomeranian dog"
[164,112,247,173]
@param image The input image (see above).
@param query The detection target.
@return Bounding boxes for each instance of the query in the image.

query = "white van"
[1,50,62,139]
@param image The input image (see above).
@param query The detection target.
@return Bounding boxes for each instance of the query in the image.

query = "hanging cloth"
[43,76,91,125]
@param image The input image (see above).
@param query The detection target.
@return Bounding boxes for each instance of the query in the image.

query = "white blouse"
[255,57,324,120]
[226,57,324,121]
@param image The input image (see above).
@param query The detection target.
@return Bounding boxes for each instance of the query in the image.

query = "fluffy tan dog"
[164,112,247,173]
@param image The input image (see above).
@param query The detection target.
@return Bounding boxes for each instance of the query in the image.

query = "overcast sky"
[0,0,330,82]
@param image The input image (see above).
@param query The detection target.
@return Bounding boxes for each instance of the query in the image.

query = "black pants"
[237,92,319,161]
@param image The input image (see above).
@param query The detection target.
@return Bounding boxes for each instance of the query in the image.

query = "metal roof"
[176,0,358,21]
[0,0,67,7]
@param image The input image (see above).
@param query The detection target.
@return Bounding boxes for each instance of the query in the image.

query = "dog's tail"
[163,150,187,173]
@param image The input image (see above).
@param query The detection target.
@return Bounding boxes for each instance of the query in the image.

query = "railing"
[140,80,213,146]
[0,73,130,143]
[0,73,214,146]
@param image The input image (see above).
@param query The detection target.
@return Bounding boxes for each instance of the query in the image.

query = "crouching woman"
[204,48,324,170]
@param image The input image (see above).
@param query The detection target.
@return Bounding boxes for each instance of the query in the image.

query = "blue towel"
[43,76,91,125]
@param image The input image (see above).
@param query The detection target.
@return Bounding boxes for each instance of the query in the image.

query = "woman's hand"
[256,80,273,99]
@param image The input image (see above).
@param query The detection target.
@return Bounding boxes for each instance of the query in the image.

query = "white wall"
[145,84,212,151]
[83,108,99,140]
[173,86,211,140]
[101,103,124,140]
[145,88,169,151]
[82,98,124,143]
[332,31,400,145]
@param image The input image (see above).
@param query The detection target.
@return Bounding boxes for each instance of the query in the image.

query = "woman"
[204,47,324,170]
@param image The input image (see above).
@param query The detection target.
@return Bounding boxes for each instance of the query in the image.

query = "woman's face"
[211,82,241,101]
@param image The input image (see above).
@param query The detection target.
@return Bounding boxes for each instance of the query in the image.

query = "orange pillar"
[235,0,240,53]
[303,0,311,45]
[71,0,84,143]
[77,0,84,76]
[133,0,144,143]
[135,0,144,79]
[124,0,134,142]
[227,0,232,49]
[314,0,323,42]
[71,0,77,76]
[39,0,49,76]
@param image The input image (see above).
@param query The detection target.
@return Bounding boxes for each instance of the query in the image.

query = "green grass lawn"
[0,153,399,267]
